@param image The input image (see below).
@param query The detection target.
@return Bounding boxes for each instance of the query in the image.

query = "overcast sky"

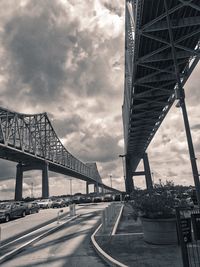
[0,0,200,200]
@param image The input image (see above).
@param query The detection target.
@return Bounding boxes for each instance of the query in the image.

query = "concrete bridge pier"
[15,163,23,201]
[143,153,153,191]
[101,186,104,194]
[86,181,90,195]
[14,161,49,201]
[42,161,49,198]
[94,183,99,194]
[125,156,135,194]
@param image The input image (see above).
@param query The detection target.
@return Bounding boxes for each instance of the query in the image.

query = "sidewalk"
[95,203,183,267]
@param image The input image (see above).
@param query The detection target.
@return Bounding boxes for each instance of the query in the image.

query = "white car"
[37,199,52,209]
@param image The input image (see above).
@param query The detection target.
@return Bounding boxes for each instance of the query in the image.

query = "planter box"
[141,217,178,245]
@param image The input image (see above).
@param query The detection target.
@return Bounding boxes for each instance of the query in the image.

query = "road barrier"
[69,204,76,216]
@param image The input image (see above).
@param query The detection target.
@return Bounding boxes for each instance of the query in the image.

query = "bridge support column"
[86,181,89,195]
[143,153,153,191]
[94,183,99,194]
[125,156,134,194]
[15,163,23,200]
[42,162,49,198]
[101,186,104,194]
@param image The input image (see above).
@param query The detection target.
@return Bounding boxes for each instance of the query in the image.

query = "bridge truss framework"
[123,0,200,195]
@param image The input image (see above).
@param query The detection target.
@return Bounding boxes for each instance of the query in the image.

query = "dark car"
[14,201,32,215]
[93,196,102,203]
[103,194,113,202]
[25,202,40,214]
[62,197,72,206]
[0,202,26,222]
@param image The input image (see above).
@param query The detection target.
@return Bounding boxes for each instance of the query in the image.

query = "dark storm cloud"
[0,160,16,180]
[162,134,171,145]
[191,124,200,130]
[3,0,79,104]
[2,0,123,109]
[66,35,123,98]
[102,1,123,17]
[73,133,122,163]
[51,114,85,138]
[114,115,122,123]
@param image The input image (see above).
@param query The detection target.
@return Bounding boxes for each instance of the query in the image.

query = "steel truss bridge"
[123,0,200,193]
[0,107,120,199]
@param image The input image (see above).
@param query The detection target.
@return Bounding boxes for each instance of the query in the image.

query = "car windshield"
[0,203,11,209]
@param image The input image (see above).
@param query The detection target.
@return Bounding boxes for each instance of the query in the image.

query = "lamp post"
[109,174,112,188]
[31,182,34,199]
[119,154,126,183]
[69,178,72,196]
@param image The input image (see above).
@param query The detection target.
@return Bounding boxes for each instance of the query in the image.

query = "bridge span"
[123,0,200,195]
[0,107,121,199]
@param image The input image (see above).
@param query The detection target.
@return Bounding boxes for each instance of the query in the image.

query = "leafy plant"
[130,180,178,219]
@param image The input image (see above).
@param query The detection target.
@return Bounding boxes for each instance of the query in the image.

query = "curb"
[111,204,124,236]
[91,206,128,267]
[0,214,79,264]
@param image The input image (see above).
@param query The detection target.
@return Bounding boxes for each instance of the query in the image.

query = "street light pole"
[69,178,72,196]
[31,182,34,199]
[119,154,126,186]
[110,174,112,188]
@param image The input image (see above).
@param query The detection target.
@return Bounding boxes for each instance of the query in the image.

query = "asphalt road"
[0,207,70,244]
[1,203,108,267]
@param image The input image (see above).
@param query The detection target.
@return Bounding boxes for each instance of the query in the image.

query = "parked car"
[93,196,102,203]
[63,197,72,206]
[0,202,26,222]
[103,194,113,202]
[114,194,121,201]
[27,202,40,214]
[37,199,52,209]
[14,201,32,215]
[52,198,64,208]
[72,196,81,204]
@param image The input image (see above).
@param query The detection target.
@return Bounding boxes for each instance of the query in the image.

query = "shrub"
[130,181,178,219]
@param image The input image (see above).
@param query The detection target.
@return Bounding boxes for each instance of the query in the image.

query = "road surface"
[1,203,108,267]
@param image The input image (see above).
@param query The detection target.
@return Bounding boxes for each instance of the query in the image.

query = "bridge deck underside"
[0,144,119,193]
[123,0,200,171]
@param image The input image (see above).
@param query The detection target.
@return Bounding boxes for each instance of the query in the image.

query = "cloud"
[51,114,85,137]
[3,0,79,106]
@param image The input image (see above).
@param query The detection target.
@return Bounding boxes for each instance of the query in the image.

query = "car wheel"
[5,214,10,222]
[22,211,26,217]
